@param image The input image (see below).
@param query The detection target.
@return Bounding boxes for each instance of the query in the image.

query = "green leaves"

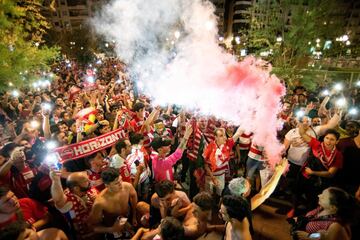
[0,0,59,91]
[245,0,348,90]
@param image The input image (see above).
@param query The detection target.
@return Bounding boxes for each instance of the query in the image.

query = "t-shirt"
[308,138,343,169]
[126,145,150,183]
[0,165,36,198]
[203,139,234,175]
[110,154,132,183]
[19,198,48,225]
[285,126,320,166]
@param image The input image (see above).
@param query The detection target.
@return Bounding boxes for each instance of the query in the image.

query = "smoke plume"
[92,0,286,166]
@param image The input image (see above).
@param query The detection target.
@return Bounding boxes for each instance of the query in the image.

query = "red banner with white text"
[53,128,127,163]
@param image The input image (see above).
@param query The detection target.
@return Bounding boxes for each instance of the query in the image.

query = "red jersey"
[19,198,48,225]
[203,138,234,175]
[57,188,98,237]
[0,165,36,198]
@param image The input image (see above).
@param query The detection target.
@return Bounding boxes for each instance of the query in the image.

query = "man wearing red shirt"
[0,145,36,198]
[203,127,242,196]
[0,186,66,236]
[50,170,98,239]
[293,126,343,212]
[130,102,146,133]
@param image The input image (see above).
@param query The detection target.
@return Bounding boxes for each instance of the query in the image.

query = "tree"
[0,0,59,91]
[242,0,349,89]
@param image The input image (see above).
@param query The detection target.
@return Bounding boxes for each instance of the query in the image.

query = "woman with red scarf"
[291,125,343,216]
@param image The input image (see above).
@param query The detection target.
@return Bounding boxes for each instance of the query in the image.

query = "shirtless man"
[151,180,191,220]
[139,180,193,240]
[89,167,138,239]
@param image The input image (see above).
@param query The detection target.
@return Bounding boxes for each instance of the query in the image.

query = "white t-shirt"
[110,154,125,169]
[285,126,321,166]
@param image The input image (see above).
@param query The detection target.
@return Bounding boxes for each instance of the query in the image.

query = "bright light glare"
[349,108,358,115]
[219,36,224,41]
[11,90,19,97]
[86,76,95,83]
[96,59,102,64]
[30,120,40,129]
[276,36,283,42]
[336,98,346,107]
[44,153,60,169]
[45,141,58,150]
[42,103,52,111]
[356,81,360,87]
[296,110,305,118]
[235,36,241,44]
[333,83,343,91]
[321,89,330,96]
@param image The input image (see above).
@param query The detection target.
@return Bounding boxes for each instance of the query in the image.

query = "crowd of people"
[0,57,359,240]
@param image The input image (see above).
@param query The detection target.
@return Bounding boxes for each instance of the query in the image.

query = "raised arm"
[251,158,288,210]
[298,124,312,143]
[318,110,341,134]
[177,123,193,150]
[49,170,67,209]
[232,127,243,142]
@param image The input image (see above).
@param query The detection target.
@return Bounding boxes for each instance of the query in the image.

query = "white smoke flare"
[92,0,286,165]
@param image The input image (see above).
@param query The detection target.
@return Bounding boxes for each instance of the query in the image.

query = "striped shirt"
[187,127,206,161]
[238,132,253,150]
[248,143,265,161]
[305,207,339,234]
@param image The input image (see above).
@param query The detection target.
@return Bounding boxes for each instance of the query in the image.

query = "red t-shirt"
[0,165,36,198]
[309,138,343,169]
[203,138,235,173]
[130,116,144,132]
[19,198,48,225]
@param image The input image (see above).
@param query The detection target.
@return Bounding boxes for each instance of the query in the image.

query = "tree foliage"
[243,0,349,89]
[0,0,59,91]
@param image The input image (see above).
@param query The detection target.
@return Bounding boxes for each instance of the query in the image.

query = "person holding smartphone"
[292,187,357,240]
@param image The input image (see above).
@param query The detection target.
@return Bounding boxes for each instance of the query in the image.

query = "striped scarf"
[187,126,207,161]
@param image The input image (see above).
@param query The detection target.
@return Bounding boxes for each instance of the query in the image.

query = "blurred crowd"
[0,58,359,240]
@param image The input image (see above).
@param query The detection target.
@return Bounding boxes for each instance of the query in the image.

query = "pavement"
[252,197,293,240]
